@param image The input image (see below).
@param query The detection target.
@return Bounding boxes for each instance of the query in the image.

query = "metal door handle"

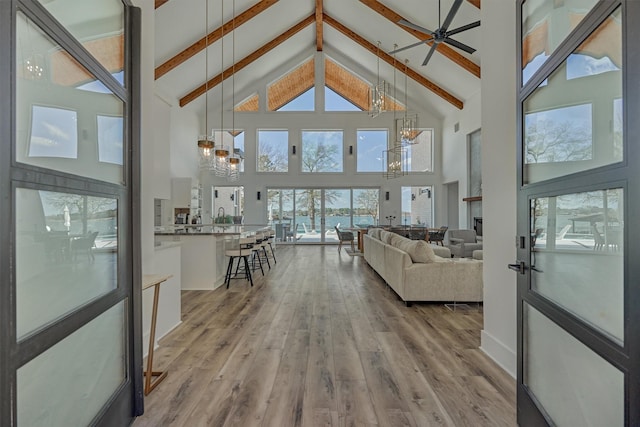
[508,261,526,274]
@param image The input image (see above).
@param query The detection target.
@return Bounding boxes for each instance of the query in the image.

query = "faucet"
[217,207,225,223]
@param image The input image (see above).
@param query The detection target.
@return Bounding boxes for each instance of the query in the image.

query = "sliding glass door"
[268,188,379,244]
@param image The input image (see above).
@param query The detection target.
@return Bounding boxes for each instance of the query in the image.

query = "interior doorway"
[445,181,459,230]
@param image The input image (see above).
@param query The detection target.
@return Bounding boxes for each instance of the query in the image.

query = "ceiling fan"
[390,0,480,67]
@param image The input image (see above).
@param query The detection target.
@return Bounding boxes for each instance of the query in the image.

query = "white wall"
[135,0,183,350]
[442,90,481,229]
[479,0,518,377]
[153,94,172,200]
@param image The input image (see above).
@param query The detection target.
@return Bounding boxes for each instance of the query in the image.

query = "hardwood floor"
[133,246,516,427]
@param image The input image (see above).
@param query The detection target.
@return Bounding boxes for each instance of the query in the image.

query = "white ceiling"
[154,0,482,119]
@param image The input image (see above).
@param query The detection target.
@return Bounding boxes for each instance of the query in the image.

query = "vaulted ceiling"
[154,0,482,119]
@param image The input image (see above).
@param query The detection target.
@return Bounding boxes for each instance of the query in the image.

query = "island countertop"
[154,224,270,236]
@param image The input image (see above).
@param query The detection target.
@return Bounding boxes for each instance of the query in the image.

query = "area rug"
[344,248,364,257]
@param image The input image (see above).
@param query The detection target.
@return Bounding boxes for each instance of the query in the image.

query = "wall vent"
[454,122,460,133]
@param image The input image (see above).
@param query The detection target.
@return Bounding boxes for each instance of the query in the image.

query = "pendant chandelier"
[368,41,389,118]
[198,0,243,180]
[400,59,419,145]
[383,47,406,179]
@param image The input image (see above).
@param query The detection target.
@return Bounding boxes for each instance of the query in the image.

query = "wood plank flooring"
[133,246,516,427]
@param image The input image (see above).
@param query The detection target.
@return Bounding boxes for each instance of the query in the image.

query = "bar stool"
[253,231,271,271]
[266,229,277,264]
[224,236,255,288]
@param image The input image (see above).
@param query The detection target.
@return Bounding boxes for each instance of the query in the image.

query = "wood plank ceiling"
[155,0,482,112]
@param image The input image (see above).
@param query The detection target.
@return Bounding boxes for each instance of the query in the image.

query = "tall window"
[257,130,288,172]
[406,129,434,172]
[356,130,387,172]
[402,186,433,227]
[301,130,343,173]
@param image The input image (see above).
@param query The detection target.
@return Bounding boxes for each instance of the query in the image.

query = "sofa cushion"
[380,230,394,244]
[368,228,382,240]
[388,233,405,247]
[395,239,437,263]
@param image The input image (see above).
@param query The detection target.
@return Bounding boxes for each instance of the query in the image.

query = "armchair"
[335,226,354,252]
[447,229,483,258]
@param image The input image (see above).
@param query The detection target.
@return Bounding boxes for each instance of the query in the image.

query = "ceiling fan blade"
[397,19,434,36]
[389,37,435,54]
[440,0,464,32]
[446,20,480,37]
[422,43,438,66]
[443,37,476,54]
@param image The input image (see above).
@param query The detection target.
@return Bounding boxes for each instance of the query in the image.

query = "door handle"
[508,260,526,275]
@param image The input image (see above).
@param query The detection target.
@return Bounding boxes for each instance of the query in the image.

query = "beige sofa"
[363,228,483,305]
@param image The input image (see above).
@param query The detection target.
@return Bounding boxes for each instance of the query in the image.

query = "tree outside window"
[257,130,288,172]
[301,131,343,173]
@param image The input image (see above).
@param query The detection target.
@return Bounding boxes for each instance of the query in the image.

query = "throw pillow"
[396,239,437,263]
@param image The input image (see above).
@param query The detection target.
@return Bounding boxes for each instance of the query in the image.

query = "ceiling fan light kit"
[390,0,480,67]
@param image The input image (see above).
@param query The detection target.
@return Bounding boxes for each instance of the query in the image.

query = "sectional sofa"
[363,228,483,305]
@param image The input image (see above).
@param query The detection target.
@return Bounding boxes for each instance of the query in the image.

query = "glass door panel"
[521,0,599,85]
[353,189,380,227]
[295,189,321,243]
[16,188,118,340]
[16,13,125,185]
[522,6,622,184]
[36,0,125,82]
[17,301,127,426]
[523,303,624,426]
[324,189,351,244]
[531,189,624,344]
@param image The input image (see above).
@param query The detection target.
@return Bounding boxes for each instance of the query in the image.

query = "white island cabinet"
[155,225,270,290]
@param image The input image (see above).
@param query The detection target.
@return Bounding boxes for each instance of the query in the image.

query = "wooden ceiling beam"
[180,14,315,107]
[155,0,279,80]
[155,0,169,9]
[316,0,323,51]
[358,0,480,78]
[323,14,463,109]
[467,0,481,9]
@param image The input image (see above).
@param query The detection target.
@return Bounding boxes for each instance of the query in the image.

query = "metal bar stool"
[266,229,277,264]
[253,231,271,271]
[224,236,255,288]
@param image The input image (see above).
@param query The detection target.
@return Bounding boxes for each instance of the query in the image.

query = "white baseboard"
[480,330,516,379]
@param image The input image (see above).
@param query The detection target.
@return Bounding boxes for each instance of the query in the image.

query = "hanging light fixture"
[400,59,419,145]
[368,41,389,118]
[382,46,406,179]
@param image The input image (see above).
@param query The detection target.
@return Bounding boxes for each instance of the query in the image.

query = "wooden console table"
[142,274,172,395]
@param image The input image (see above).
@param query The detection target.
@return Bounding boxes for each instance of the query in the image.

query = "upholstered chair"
[447,229,483,258]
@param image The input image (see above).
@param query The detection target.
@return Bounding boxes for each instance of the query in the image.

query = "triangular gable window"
[268,58,315,111]
[325,87,361,111]
[277,87,314,111]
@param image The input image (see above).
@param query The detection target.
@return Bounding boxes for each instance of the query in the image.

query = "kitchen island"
[155,225,271,290]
